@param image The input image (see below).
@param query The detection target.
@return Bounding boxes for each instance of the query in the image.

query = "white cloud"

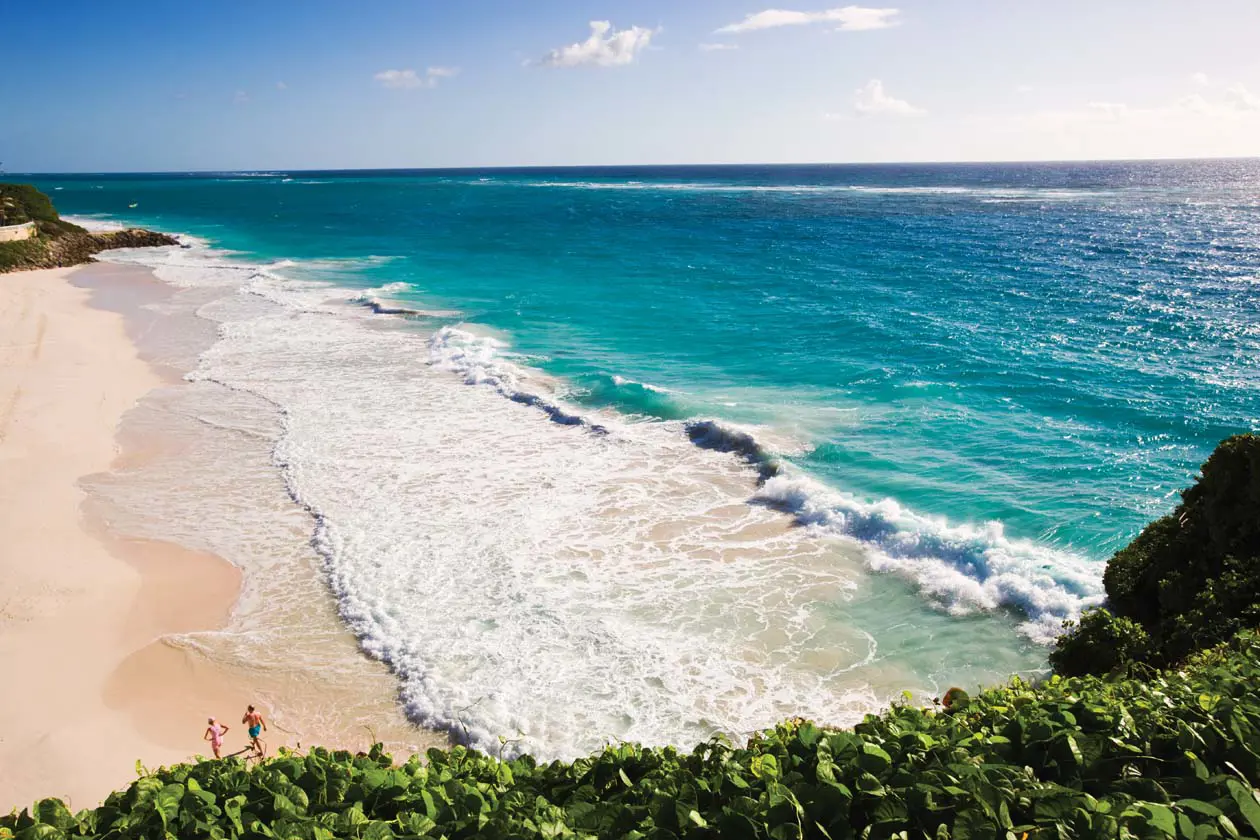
[717,6,899,34]
[539,21,655,67]
[852,79,922,116]
[699,42,739,51]
[374,67,460,90]
[1086,101,1128,119]
[1015,84,1035,94]
[1224,83,1260,111]
[1025,84,1260,132]
[374,69,423,89]
[233,90,249,104]
[1190,72,1210,87]
[276,81,288,91]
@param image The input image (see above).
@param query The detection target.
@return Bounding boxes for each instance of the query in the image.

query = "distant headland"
[0,183,176,273]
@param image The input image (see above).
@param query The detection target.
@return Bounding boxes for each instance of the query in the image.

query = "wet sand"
[0,265,239,810]
[0,262,444,814]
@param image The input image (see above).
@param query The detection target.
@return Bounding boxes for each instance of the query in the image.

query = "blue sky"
[4,0,1259,172]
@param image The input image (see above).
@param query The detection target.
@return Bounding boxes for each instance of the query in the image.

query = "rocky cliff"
[0,183,179,273]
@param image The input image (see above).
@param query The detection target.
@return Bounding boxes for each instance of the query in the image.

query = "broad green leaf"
[859,744,892,774]
[14,825,62,840]
[750,754,780,780]
[32,801,73,831]
[1225,780,1260,837]
[1137,803,1178,837]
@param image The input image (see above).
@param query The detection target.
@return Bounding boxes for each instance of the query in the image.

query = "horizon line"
[6,153,1259,178]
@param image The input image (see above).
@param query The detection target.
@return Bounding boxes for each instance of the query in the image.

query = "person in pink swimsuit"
[203,717,229,758]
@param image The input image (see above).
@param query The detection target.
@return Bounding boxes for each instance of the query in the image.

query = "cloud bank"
[540,21,655,67]
[718,6,900,34]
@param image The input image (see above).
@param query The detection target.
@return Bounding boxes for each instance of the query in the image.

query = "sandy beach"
[0,261,445,814]
[0,265,238,809]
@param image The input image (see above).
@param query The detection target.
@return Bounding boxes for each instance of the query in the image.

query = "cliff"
[1051,433,1260,675]
[0,183,178,273]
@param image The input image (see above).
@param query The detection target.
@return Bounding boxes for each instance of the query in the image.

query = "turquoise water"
[29,161,1260,753]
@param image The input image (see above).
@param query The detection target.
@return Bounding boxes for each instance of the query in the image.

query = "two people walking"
[203,704,268,759]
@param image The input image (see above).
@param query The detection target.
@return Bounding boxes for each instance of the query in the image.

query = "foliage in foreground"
[1052,434,1260,676]
[7,632,1260,840]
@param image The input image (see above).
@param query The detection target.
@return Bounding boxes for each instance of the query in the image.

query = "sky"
[3,0,1259,172]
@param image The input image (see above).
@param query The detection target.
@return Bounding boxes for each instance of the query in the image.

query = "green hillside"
[0,183,174,272]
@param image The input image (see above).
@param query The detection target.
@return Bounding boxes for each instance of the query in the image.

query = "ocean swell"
[427,326,606,432]
[422,333,1104,644]
[752,471,1104,642]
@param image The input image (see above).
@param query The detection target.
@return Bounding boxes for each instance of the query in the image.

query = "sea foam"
[90,233,1082,759]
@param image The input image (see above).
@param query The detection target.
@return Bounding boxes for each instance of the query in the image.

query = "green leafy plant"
[7,630,1260,840]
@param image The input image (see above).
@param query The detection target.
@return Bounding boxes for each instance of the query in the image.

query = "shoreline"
[1,260,444,814]
[0,264,242,811]
[2,197,1063,780]
[66,224,1048,759]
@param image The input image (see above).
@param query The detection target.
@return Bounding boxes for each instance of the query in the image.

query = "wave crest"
[752,472,1104,641]
[428,326,605,432]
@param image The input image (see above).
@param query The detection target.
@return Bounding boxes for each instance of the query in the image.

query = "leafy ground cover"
[6,629,1260,840]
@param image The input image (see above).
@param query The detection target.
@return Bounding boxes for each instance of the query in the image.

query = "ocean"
[30,160,1260,757]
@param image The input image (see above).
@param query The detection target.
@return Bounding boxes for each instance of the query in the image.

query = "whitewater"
[46,160,1260,757]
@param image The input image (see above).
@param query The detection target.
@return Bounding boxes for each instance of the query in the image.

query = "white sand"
[0,266,242,812]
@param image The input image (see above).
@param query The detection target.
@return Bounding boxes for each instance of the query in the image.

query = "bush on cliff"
[0,183,176,272]
[7,630,1260,840]
[0,183,86,237]
[1052,434,1260,676]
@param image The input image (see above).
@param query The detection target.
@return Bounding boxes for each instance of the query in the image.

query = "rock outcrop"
[0,183,179,273]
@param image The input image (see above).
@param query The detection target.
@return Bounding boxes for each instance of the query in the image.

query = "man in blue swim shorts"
[242,704,268,758]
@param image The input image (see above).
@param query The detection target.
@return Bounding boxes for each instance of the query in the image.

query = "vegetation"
[0,183,86,237]
[0,183,175,272]
[5,631,1260,839]
[4,435,1259,838]
[1052,434,1260,676]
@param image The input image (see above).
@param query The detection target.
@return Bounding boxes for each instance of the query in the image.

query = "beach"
[0,264,233,809]
[3,160,1255,804]
[0,262,441,813]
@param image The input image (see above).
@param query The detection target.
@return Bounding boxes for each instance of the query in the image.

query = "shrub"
[1049,608,1150,677]
[0,238,51,272]
[7,630,1260,840]
[1055,434,1260,674]
[0,183,86,236]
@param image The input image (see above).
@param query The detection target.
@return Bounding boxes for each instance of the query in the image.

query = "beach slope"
[0,267,237,811]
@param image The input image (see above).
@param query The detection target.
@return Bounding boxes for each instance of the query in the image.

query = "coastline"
[0,265,240,810]
[0,260,445,814]
[53,215,1050,759]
